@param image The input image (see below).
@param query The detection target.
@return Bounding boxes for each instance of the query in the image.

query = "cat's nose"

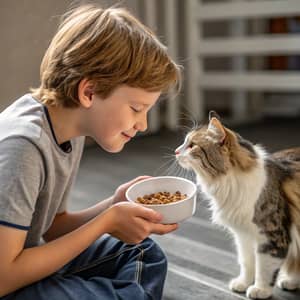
[175,145,183,155]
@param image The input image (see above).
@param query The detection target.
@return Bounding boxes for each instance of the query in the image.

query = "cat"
[175,111,300,299]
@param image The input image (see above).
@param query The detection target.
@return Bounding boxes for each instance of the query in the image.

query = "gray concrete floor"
[70,116,300,300]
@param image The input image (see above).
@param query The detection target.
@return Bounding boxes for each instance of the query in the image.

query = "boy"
[0,4,181,300]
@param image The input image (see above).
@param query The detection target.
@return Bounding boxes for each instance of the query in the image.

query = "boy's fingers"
[134,205,163,223]
[151,223,178,235]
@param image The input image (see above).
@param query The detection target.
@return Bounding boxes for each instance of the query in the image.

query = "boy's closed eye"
[130,102,152,113]
[130,106,142,113]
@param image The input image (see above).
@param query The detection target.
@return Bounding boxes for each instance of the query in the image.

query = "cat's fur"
[175,112,300,299]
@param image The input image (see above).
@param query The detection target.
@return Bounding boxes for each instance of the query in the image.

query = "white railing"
[185,0,300,122]
[141,0,300,131]
[141,0,180,132]
[197,0,299,21]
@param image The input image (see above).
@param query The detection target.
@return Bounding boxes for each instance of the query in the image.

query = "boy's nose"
[134,117,147,132]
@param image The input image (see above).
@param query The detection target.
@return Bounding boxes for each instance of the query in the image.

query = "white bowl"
[126,176,197,224]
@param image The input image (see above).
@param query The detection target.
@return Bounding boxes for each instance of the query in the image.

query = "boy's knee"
[140,238,167,267]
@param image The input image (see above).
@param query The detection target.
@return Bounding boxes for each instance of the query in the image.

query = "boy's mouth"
[122,132,132,139]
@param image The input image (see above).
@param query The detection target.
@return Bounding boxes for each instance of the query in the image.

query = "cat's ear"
[209,110,221,121]
[208,117,226,144]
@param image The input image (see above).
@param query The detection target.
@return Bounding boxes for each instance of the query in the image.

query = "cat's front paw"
[246,285,272,299]
[229,277,252,293]
[277,278,299,291]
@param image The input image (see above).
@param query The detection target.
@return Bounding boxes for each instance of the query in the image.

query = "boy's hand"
[112,176,152,204]
[100,201,178,244]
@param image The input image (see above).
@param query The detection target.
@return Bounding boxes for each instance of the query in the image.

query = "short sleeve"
[0,137,45,230]
[56,137,85,214]
[57,194,68,213]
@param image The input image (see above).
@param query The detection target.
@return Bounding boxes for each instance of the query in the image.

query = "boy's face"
[85,85,161,153]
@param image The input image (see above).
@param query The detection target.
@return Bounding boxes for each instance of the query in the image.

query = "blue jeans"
[2,235,167,300]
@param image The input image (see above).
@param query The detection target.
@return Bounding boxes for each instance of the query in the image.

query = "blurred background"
[1,1,300,299]
[1,0,300,125]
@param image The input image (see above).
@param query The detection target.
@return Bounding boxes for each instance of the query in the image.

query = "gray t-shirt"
[0,94,85,248]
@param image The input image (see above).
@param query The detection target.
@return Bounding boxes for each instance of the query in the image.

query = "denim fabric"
[1,235,167,300]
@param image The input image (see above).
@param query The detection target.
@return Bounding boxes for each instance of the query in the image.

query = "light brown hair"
[32,4,182,107]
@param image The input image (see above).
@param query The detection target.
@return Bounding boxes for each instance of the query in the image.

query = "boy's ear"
[208,117,226,144]
[78,78,95,108]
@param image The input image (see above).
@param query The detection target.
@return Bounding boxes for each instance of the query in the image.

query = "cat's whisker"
[159,148,177,160]
[162,153,176,160]
[176,125,193,135]
[154,157,176,176]
[162,160,178,176]
[179,107,196,124]
[179,107,201,130]
[171,163,186,178]
[182,168,190,179]
[176,122,203,136]
[162,158,183,177]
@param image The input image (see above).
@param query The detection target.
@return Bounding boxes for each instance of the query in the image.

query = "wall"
[0,0,139,111]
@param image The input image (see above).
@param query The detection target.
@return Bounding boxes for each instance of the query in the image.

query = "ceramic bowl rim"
[126,176,197,207]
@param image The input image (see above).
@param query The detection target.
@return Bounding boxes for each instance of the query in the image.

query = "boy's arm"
[44,176,151,242]
[0,214,107,297]
[0,202,177,297]
[43,196,113,241]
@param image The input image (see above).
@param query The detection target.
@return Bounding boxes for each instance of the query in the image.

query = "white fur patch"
[197,145,267,233]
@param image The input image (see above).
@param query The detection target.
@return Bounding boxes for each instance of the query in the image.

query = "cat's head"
[175,111,258,180]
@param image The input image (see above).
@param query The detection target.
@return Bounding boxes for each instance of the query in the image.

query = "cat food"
[135,191,187,205]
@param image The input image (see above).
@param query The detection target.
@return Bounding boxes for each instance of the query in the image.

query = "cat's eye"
[188,142,195,148]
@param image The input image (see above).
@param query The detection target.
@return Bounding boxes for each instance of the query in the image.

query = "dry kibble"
[135,191,187,205]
